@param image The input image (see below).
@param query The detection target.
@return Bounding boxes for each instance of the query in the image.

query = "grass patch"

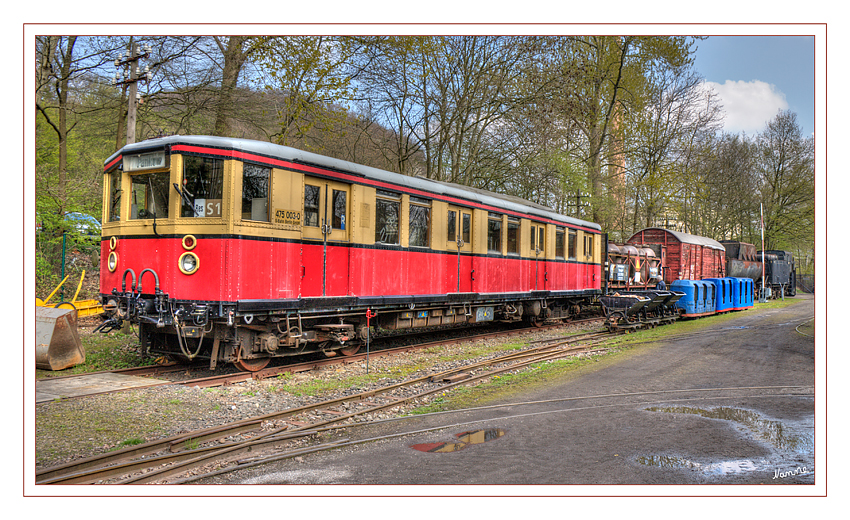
[35,390,218,466]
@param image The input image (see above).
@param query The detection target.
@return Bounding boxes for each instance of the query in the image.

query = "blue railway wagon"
[702,281,716,315]
[704,277,734,313]
[671,280,715,317]
[731,277,754,310]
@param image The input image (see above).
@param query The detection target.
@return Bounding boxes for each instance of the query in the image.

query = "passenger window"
[462,213,471,244]
[242,163,270,222]
[487,213,502,253]
[181,156,223,217]
[332,189,346,230]
[409,197,430,248]
[304,185,320,227]
[507,218,519,255]
[555,228,565,258]
[568,230,576,260]
[376,190,400,245]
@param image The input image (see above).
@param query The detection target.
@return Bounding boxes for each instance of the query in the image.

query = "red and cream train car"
[100,136,603,370]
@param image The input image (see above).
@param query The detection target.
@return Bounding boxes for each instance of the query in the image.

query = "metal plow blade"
[36,307,85,371]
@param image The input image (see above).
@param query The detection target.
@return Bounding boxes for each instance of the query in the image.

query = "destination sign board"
[124,151,167,172]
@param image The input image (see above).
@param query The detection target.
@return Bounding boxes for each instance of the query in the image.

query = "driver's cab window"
[130,172,170,219]
[181,156,224,217]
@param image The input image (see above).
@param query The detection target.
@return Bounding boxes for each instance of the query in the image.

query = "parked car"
[64,212,101,237]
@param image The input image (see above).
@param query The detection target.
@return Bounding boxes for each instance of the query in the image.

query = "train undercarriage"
[99,286,597,371]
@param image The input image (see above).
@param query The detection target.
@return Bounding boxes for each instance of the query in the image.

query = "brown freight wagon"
[626,228,726,284]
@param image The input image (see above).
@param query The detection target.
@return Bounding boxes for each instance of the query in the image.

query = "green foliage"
[31,34,813,287]
[252,36,360,149]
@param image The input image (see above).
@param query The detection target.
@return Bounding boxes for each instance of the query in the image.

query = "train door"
[530,224,546,290]
[447,206,473,292]
[301,177,350,297]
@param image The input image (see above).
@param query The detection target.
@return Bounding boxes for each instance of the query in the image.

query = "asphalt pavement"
[196,294,816,491]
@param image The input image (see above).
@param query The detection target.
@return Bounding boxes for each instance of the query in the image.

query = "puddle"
[410,428,506,453]
[636,456,761,475]
[636,455,701,469]
[644,406,813,454]
[721,326,750,329]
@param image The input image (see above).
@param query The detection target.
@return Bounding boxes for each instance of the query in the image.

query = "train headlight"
[107,251,118,272]
[178,251,200,275]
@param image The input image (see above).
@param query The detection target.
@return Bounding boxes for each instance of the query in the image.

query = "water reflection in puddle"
[638,406,814,478]
[410,428,506,453]
[644,406,813,453]
[636,456,761,475]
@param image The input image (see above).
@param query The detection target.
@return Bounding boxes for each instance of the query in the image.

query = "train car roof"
[107,135,601,232]
[629,227,726,251]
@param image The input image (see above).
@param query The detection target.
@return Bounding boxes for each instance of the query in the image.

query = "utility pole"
[113,37,152,145]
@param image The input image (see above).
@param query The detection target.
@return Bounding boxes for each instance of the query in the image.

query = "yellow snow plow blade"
[35,306,85,371]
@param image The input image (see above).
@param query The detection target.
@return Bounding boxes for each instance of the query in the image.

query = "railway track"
[37,317,605,396]
[35,326,613,485]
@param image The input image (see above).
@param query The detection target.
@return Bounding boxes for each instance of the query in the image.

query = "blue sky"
[691,35,815,136]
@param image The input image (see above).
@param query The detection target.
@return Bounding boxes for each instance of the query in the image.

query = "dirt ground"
[197,294,816,490]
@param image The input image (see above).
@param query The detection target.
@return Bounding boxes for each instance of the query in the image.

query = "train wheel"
[234,356,270,372]
[340,344,361,356]
[531,318,546,328]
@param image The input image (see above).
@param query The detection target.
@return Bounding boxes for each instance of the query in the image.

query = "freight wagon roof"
[629,228,726,251]
[106,135,601,232]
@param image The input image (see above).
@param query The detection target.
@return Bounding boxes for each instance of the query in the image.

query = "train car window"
[181,156,224,217]
[304,185,320,227]
[242,163,270,222]
[376,191,400,245]
[487,213,502,253]
[462,213,471,244]
[584,235,594,258]
[130,172,170,219]
[555,227,565,258]
[530,224,545,253]
[409,198,430,248]
[109,169,121,222]
[332,189,346,229]
[507,218,519,255]
[568,230,576,260]
[447,210,457,241]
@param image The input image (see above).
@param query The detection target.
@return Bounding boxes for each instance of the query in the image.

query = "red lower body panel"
[101,237,601,302]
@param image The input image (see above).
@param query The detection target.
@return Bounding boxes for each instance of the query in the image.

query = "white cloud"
[704,80,789,134]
